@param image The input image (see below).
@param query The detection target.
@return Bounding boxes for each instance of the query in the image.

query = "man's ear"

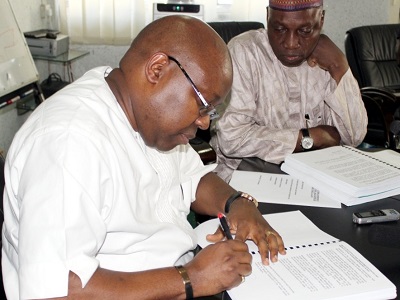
[320,9,325,25]
[145,53,169,84]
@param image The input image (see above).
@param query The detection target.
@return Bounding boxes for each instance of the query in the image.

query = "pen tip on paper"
[218,212,224,219]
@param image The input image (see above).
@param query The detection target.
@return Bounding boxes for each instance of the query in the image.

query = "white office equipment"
[153,3,204,21]
[25,34,69,58]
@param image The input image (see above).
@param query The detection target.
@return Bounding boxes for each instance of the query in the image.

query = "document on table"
[195,211,397,300]
[281,146,400,206]
[229,171,341,208]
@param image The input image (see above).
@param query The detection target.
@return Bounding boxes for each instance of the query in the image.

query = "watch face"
[301,137,313,150]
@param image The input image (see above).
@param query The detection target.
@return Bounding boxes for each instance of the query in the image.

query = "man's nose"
[284,32,300,49]
[195,114,210,130]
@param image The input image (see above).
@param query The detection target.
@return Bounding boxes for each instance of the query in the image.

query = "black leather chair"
[345,24,400,91]
[345,24,400,150]
[0,153,6,298]
[361,92,392,148]
[360,86,400,149]
[190,21,265,164]
[208,21,265,44]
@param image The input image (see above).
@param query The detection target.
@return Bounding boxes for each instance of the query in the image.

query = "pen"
[21,89,35,98]
[218,212,233,240]
[0,95,20,109]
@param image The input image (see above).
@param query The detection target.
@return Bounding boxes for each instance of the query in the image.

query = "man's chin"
[280,59,304,67]
[154,134,193,152]
[157,140,186,152]
[157,142,179,152]
[278,56,305,67]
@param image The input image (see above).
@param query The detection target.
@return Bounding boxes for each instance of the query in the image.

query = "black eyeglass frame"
[168,56,219,120]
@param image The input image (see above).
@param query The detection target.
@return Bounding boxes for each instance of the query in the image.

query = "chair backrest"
[360,87,400,149]
[345,24,400,91]
[361,93,391,148]
[207,21,265,45]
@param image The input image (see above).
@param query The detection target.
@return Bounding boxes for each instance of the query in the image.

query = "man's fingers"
[206,226,226,243]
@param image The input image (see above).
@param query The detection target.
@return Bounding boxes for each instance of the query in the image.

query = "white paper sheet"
[194,211,397,300]
[229,171,341,208]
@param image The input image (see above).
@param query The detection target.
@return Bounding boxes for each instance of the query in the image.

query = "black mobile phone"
[352,209,400,224]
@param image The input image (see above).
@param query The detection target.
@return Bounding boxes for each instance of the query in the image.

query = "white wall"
[1,0,399,154]
[37,0,400,83]
[323,0,399,53]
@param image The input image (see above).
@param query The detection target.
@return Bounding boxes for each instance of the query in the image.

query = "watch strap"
[224,191,259,213]
[224,191,242,213]
[175,265,193,299]
[301,128,310,138]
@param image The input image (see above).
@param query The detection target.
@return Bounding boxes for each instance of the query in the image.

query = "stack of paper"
[281,146,400,206]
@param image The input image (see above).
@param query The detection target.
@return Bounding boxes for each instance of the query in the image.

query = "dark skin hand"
[194,172,286,266]
[207,197,285,264]
[59,239,252,300]
[307,34,349,84]
[296,34,345,152]
[295,125,341,152]
[301,34,347,151]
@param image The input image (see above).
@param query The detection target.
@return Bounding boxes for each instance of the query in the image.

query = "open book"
[280,146,400,206]
[195,211,397,300]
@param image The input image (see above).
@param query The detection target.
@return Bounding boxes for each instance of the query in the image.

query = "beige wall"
[389,0,400,23]
[39,0,400,83]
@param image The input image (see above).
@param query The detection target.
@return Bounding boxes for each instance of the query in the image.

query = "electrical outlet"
[40,3,46,19]
[46,0,60,30]
[45,4,53,17]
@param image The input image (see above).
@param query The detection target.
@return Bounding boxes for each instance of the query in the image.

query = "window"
[58,0,268,45]
[59,0,148,45]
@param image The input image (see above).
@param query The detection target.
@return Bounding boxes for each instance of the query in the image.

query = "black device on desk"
[353,209,400,224]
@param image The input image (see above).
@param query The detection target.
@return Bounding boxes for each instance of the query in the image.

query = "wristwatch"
[301,128,313,150]
[240,192,259,209]
[225,191,258,213]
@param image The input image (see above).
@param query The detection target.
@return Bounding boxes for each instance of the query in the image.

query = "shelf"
[32,49,90,63]
[33,49,90,82]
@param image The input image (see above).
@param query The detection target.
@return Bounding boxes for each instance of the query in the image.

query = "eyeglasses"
[168,56,219,120]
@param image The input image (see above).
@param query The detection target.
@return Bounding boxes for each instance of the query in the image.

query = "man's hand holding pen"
[206,196,286,266]
[186,175,286,296]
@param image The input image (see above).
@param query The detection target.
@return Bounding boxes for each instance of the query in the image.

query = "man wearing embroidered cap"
[269,0,323,11]
[211,0,368,182]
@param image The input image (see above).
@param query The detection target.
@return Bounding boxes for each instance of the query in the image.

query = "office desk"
[198,158,400,299]
[236,158,399,297]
